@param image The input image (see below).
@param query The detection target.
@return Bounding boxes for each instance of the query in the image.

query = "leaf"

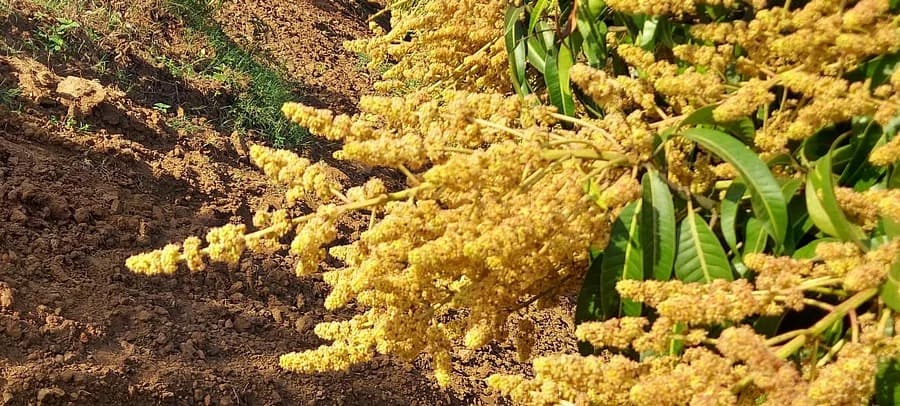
[884,217,900,238]
[876,358,900,406]
[753,315,784,337]
[638,16,658,50]
[575,250,604,355]
[720,182,747,253]
[575,1,607,68]
[744,217,769,255]
[682,128,789,249]
[641,170,676,281]
[805,150,866,241]
[721,117,756,144]
[527,0,550,33]
[675,207,734,283]
[525,36,547,73]
[678,104,717,128]
[881,260,900,312]
[840,120,884,189]
[601,201,643,317]
[544,40,576,116]
[780,178,804,202]
[504,6,531,97]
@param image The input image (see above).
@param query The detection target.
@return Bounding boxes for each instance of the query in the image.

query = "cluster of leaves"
[504,0,900,401]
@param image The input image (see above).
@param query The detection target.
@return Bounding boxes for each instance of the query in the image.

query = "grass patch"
[165,0,309,147]
[0,79,22,111]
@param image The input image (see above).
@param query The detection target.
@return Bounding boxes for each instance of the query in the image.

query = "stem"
[547,112,618,144]
[397,164,421,186]
[471,117,527,138]
[765,329,808,346]
[541,148,627,162]
[802,298,835,312]
[816,339,846,368]
[775,288,878,359]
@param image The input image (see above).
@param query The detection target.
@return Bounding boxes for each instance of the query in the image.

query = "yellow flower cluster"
[489,323,881,405]
[125,244,180,276]
[870,135,900,166]
[345,0,512,94]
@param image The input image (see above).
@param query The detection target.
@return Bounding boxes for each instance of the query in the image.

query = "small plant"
[152,102,172,114]
[0,84,22,111]
[35,16,80,53]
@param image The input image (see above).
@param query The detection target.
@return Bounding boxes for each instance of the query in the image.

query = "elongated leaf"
[575,250,604,355]
[527,0,550,32]
[675,208,733,283]
[525,36,547,73]
[641,171,676,281]
[881,260,900,312]
[720,183,747,253]
[544,41,576,116]
[876,359,900,406]
[753,315,784,337]
[884,218,900,238]
[504,6,531,97]
[840,119,883,187]
[638,16,658,50]
[601,201,643,317]
[744,217,768,255]
[575,2,607,68]
[805,150,866,241]
[683,128,788,248]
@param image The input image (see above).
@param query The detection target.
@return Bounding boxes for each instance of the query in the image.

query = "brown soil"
[0,1,576,405]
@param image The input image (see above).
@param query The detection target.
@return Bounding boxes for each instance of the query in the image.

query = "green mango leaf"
[575,250,605,355]
[744,217,769,255]
[881,260,900,312]
[720,182,747,253]
[503,6,531,97]
[544,40,576,116]
[800,126,842,165]
[840,120,883,187]
[527,0,550,33]
[884,218,900,238]
[876,358,900,406]
[722,117,756,144]
[675,207,733,283]
[638,16,658,50]
[805,150,866,241]
[525,36,547,73]
[780,178,804,201]
[641,170,676,281]
[753,315,784,337]
[682,128,789,249]
[601,201,644,317]
[575,1,607,68]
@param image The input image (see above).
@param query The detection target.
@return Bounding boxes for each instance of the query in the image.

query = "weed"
[166,116,202,133]
[0,82,22,111]
[35,16,80,53]
[62,115,90,132]
[153,102,172,114]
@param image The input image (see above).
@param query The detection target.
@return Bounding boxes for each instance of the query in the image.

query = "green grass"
[165,0,309,147]
[0,80,22,111]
